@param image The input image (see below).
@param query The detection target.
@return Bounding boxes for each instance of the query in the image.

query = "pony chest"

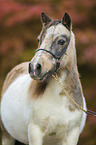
[32,95,78,132]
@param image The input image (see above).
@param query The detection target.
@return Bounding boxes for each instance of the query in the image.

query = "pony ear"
[41,12,52,26]
[62,13,72,31]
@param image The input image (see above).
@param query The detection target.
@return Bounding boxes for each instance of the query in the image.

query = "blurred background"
[0,0,96,145]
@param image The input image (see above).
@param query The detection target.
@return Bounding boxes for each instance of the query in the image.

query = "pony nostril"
[35,63,42,76]
[29,62,42,77]
[29,63,33,74]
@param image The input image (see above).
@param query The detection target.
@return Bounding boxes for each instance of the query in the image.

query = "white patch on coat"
[1,74,32,144]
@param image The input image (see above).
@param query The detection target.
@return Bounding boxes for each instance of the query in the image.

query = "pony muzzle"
[29,61,60,81]
[28,49,61,81]
[29,62,42,79]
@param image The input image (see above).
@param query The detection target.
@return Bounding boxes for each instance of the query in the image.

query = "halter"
[36,46,68,60]
[36,37,70,60]
[36,36,70,71]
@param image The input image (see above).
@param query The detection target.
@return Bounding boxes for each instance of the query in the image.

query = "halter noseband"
[36,46,68,60]
[36,36,70,60]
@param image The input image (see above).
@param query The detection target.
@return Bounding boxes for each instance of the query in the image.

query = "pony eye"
[58,39,65,45]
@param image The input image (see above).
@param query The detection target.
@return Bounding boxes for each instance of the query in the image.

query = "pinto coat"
[0,12,87,145]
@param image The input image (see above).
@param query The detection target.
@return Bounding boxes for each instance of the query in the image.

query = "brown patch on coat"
[28,79,48,98]
[65,66,83,109]
[42,117,50,132]
[68,103,76,112]
[59,91,66,97]
[1,62,29,97]
[43,135,60,145]
[59,63,83,110]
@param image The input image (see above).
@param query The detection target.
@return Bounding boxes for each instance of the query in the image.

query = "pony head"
[29,12,76,81]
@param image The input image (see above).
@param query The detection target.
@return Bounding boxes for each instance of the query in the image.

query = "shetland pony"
[0,12,87,145]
